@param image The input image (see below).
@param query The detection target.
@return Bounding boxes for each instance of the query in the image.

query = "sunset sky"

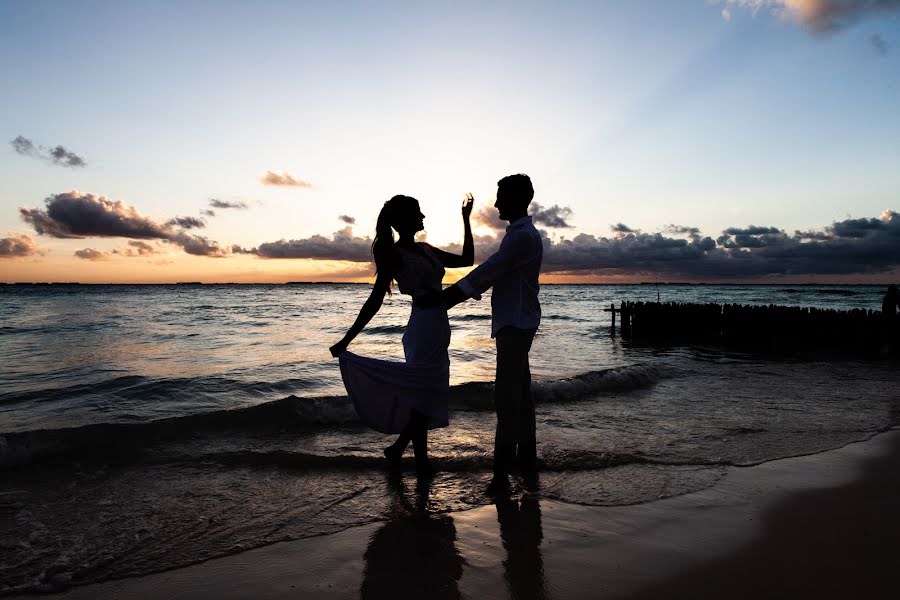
[2,0,899,283]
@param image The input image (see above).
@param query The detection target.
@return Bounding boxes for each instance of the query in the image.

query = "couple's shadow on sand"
[361,474,551,600]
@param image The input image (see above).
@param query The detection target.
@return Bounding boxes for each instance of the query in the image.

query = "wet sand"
[50,428,900,600]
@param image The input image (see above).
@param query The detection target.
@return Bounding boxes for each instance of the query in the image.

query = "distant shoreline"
[0,282,893,287]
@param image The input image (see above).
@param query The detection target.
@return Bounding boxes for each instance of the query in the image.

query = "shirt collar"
[506,216,532,231]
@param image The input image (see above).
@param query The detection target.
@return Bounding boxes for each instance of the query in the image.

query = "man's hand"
[442,285,469,310]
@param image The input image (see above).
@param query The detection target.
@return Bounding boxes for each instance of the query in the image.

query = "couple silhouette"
[330,174,543,496]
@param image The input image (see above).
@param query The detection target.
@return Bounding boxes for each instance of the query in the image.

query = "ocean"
[1,283,898,592]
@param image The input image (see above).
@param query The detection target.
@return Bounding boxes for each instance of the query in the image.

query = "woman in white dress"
[330,194,474,475]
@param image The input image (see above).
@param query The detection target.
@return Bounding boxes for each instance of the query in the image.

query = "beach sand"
[49,428,900,600]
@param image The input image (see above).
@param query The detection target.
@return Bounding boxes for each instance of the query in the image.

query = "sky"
[1,0,899,283]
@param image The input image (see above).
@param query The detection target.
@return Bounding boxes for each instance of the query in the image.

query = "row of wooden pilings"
[604,301,896,353]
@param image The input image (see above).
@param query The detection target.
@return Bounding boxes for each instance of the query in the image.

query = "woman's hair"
[372,195,418,291]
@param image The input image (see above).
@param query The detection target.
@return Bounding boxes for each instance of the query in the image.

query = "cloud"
[0,233,41,258]
[722,225,782,235]
[260,171,313,187]
[540,210,900,278]
[171,232,228,257]
[531,203,574,228]
[472,206,507,232]
[542,230,713,275]
[828,214,890,237]
[20,191,228,256]
[49,145,86,167]
[20,192,170,239]
[717,0,900,33]
[235,226,373,261]
[339,214,356,225]
[75,241,162,260]
[432,233,503,264]
[612,223,637,233]
[74,248,107,261]
[231,209,900,279]
[11,136,36,156]
[11,135,87,168]
[165,216,206,230]
[209,198,249,209]
[666,224,702,237]
[114,240,160,257]
[201,209,216,217]
[474,203,575,230]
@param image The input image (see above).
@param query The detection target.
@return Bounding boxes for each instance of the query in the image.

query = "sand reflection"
[361,474,463,599]
[496,492,552,600]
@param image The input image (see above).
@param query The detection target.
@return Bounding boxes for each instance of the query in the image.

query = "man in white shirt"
[439,174,543,496]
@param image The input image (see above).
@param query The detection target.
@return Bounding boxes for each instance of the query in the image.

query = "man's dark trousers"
[493,326,537,476]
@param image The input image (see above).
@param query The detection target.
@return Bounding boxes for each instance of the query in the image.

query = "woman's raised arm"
[428,193,475,268]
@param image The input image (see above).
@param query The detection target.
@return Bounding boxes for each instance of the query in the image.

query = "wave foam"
[534,363,662,402]
[0,363,664,469]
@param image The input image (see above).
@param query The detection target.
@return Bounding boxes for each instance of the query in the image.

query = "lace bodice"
[394,243,445,298]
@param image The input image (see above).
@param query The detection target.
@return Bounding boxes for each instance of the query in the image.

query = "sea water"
[1,283,897,592]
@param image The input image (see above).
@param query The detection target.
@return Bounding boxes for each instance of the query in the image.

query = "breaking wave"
[1,363,663,468]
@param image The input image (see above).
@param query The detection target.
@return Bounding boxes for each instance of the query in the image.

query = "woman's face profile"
[395,201,425,235]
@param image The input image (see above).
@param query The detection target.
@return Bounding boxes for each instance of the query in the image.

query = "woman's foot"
[383,444,403,469]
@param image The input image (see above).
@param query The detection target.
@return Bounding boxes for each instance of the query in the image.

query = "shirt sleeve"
[456,277,480,300]
[456,229,536,299]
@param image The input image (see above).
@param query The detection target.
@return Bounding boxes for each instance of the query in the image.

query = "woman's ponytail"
[372,198,398,291]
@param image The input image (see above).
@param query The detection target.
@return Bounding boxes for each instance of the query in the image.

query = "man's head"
[494,174,534,222]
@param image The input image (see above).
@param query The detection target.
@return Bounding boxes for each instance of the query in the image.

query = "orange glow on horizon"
[3,255,898,285]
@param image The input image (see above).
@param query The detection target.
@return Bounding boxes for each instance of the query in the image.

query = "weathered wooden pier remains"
[607,301,895,353]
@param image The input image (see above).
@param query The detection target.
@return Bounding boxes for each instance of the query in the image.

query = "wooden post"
[604,303,618,336]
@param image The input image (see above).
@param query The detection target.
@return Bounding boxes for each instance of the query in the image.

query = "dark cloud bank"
[233,226,372,261]
[236,208,900,280]
[17,191,900,279]
[11,136,86,168]
[20,192,227,257]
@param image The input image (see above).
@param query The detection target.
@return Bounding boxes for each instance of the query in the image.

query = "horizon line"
[0,281,894,287]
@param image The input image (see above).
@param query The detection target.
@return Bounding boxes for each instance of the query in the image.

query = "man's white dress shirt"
[456,216,543,337]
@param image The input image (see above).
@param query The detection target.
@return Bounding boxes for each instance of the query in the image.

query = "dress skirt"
[339,305,450,434]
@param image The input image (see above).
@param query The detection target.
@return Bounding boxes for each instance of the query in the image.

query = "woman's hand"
[330,338,349,358]
[462,193,474,220]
